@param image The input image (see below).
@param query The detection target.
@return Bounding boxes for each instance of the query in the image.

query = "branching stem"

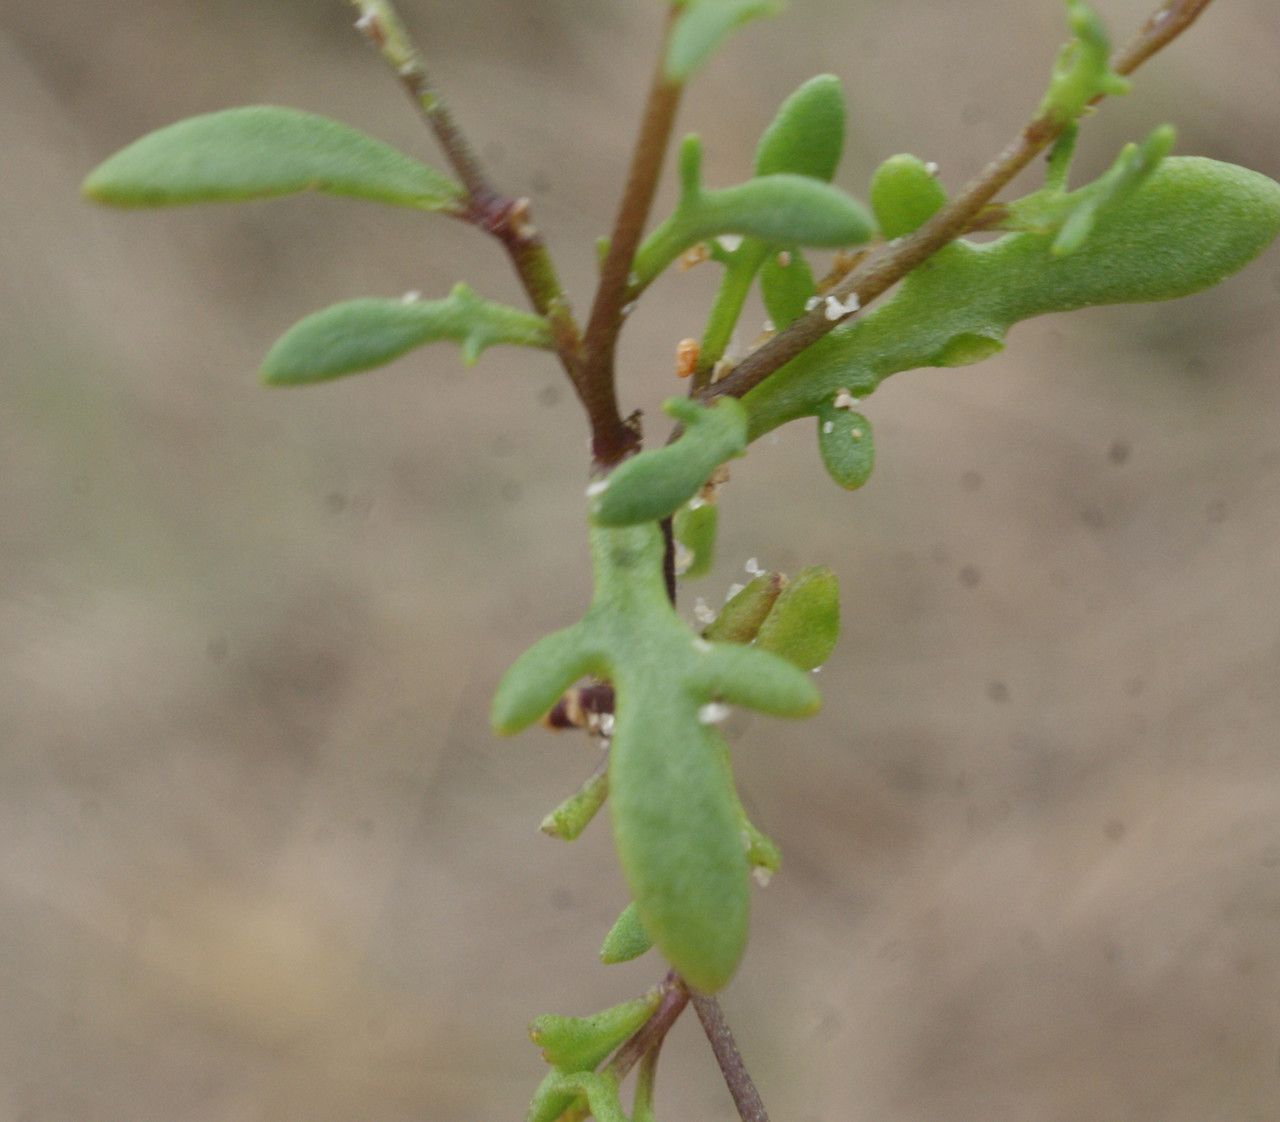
[705,0,1217,404]
[348,1,600,432]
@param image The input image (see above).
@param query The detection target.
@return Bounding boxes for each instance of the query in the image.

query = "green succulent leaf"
[530,989,661,1073]
[674,500,718,579]
[755,566,840,671]
[1038,0,1130,126]
[633,135,873,290]
[702,572,784,643]
[666,0,784,82]
[870,153,947,239]
[495,522,821,991]
[816,406,875,490]
[753,73,845,181]
[599,901,655,964]
[760,250,817,329]
[526,1070,582,1122]
[541,765,609,841]
[743,158,1280,447]
[589,397,748,527]
[697,76,845,374]
[260,285,553,384]
[527,1071,627,1122]
[82,106,463,211]
[1004,125,1176,256]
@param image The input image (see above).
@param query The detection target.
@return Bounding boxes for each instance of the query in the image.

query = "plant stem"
[580,5,685,468]
[691,992,770,1122]
[704,0,1217,405]
[604,973,688,1084]
[348,1,604,434]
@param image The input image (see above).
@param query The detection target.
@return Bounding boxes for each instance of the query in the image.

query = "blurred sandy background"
[3,1,1280,1119]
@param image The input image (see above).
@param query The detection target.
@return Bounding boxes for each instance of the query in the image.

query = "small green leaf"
[541,765,609,841]
[526,1070,582,1122]
[491,624,598,735]
[82,106,463,211]
[755,566,840,671]
[816,407,875,489]
[589,398,748,527]
[633,136,873,289]
[530,990,661,1072]
[703,573,784,643]
[260,285,553,384]
[760,250,817,328]
[674,501,718,579]
[599,902,655,964]
[1037,0,1129,126]
[870,154,947,239]
[666,0,784,82]
[753,74,845,181]
[695,640,822,715]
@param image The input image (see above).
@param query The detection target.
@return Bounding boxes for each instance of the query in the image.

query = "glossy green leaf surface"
[633,136,871,289]
[588,398,748,528]
[744,158,1280,443]
[493,523,820,991]
[82,106,463,211]
[599,901,654,964]
[666,0,783,82]
[756,567,840,671]
[260,285,553,384]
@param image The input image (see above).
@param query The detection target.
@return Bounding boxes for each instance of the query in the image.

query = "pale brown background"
[3,1,1280,1119]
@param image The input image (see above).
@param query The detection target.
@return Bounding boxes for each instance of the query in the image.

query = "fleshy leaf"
[674,500,718,579]
[870,154,947,239]
[632,136,873,289]
[817,407,875,490]
[753,74,845,181]
[495,522,823,990]
[82,106,463,211]
[702,573,784,643]
[529,990,661,1072]
[666,0,784,83]
[589,397,748,527]
[541,765,609,841]
[743,158,1280,445]
[599,901,654,964]
[760,250,817,329]
[1037,0,1130,126]
[755,567,840,671]
[526,1070,582,1122]
[260,285,553,384]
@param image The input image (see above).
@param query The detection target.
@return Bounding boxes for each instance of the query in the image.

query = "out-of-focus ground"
[3,1,1280,1119]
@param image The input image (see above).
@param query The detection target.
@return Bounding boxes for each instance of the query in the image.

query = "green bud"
[599,901,655,964]
[870,154,947,239]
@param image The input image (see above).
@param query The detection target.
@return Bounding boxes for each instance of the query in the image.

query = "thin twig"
[705,0,1217,405]
[580,5,684,467]
[604,973,689,1083]
[691,992,770,1122]
[347,2,600,425]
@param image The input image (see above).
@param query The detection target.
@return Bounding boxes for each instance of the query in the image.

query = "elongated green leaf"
[703,572,784,643]
[541,765,609,841]
[260,285,552,385]
[633,136,872,289]
[494,522,823,990]
[600,902,654,964]
[743,158,1280,445]
[754,74,845,181]
[666,0,783,82]
[82,106,463,211]
[589,397,748,527]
